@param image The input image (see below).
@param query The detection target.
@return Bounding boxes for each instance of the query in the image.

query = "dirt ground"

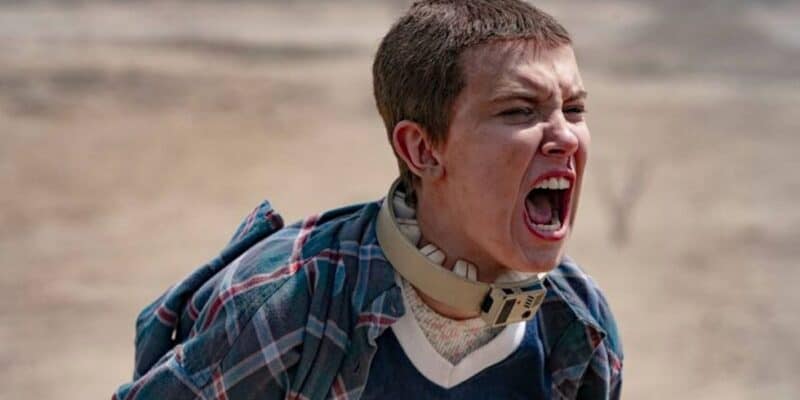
[1,1,798,399]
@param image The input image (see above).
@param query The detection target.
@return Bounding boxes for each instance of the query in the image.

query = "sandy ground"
[1,1,799,399]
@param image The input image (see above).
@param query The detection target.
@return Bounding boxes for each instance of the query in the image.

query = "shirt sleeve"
[574,339,623,400]
[576,288,624,400]
[113,262,310,400]
[113,347,205,400]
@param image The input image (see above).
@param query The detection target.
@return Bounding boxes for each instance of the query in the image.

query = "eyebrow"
[565,89,588,102]
[489,90,542,104]
[494,76,550,102]
[490,88,587,104]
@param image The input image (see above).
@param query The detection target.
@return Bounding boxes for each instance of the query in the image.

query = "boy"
[114,1,623,399]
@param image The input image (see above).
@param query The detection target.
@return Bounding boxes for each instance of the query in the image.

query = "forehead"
[459,41,584,100]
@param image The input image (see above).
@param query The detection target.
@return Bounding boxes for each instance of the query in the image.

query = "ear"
[391,120,444,181]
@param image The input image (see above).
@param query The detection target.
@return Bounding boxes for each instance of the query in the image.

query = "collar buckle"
[480,284,547,327]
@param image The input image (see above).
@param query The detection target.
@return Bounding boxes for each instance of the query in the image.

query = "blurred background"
[1,0,799,399]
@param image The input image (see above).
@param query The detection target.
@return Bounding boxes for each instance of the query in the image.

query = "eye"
[497,107,537,124]
[563,105,586,115]
[499,107,533,117]
[563,104,586,121]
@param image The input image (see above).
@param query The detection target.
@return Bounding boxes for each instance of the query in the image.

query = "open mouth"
[523,175,573,240]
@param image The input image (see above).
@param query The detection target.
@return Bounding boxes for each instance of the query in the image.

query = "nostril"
[541,142,567,156]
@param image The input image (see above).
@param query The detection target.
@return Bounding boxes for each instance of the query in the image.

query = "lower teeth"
[534,215,561,231]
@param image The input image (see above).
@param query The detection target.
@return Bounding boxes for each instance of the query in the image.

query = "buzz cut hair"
[373,0,572,203]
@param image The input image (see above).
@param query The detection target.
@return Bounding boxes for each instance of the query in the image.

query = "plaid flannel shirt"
[113,199,623,400]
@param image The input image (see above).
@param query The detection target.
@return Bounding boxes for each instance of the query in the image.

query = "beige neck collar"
[376,179,548,327]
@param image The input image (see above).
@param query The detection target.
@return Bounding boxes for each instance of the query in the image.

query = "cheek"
[446,130,510,183]
[485,136,534,201]
[444,125,541,210]
[445,140,520,236]
[502,136,534,167]
[576,130,590,172]
[575,125,591,154]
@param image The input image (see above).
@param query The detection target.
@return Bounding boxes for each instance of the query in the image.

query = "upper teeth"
[534,177,570,190]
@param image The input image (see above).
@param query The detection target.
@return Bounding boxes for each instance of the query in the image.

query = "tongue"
[526,193,552,224]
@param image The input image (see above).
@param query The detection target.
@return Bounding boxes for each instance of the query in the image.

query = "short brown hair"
[373,0,571,203]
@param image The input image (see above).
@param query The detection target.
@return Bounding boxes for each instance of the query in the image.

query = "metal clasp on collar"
[480,284,547,328]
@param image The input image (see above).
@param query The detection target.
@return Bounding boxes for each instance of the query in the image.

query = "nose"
[539,115,579,158]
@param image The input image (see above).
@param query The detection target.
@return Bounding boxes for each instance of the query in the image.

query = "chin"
[507,216,570,273]
[525,254,563,272]
[512,239,568,273]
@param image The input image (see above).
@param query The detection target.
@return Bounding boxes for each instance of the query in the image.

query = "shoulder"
[218,200,387,313]
[541,257,624,397]
[542,257,623,393]
[124,200,401,396]
[209,199,400,334]
[178,201,394,364]
[545,257,622,353]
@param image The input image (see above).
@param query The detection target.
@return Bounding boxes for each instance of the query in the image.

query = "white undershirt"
[393,274,527,389]
[389,190,528,388]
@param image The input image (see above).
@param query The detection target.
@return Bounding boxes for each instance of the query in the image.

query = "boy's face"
[434,41,589,274]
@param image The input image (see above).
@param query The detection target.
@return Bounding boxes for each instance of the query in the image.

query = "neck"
[415,193,505,282]
[413,190,506,320]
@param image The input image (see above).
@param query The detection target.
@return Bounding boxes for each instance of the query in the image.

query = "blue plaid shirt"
[114,200,623,399]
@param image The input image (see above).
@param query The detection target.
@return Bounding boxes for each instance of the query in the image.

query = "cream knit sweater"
[392,191,503,365]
